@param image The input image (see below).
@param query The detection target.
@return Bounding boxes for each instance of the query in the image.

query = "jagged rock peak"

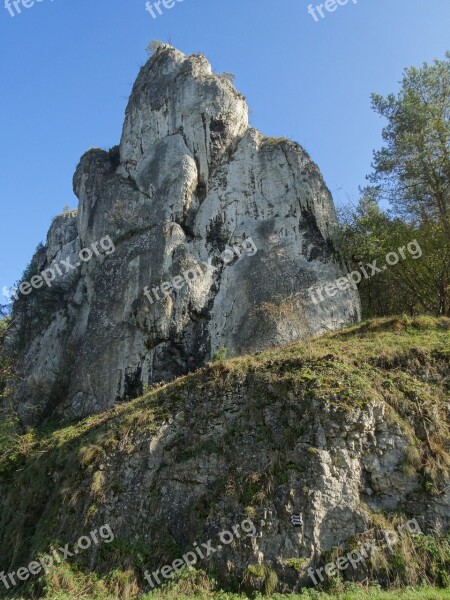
[118,43,249,185]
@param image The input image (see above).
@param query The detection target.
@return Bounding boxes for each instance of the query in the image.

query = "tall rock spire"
[10,45,360,424]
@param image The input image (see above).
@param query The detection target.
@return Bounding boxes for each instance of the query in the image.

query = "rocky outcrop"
[9,43,360,424]
[1,319,449,593]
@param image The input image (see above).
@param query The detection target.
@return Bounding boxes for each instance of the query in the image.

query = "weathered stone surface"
[1,337,449,593]
[10,43,360,424]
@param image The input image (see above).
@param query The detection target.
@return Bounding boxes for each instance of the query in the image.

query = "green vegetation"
[8,243,67,354]
[211,346,229,362]
[220,72,236,85]
[0,317,448,599]
[1,51,448,600]
[260,137,300,150]
[242,564,278,596]
[262,137,290,145]
[337,52,450,318]
[7,563,450,600]
[0,308,13,402]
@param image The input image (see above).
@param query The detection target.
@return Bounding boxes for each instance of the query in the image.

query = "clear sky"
[1,0,449,292]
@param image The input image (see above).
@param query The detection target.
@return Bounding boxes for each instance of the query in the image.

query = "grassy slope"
[3,315,449,458]
[0,316,449,600]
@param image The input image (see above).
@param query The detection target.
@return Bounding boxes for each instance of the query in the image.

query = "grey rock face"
[1,365,447,593]
[10,43,360,423]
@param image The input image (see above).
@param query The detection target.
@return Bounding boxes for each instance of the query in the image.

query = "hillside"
[0,316,449,599]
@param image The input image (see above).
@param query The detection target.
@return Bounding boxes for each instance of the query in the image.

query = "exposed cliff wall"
[9,43,359,424]
[0,318,448,595]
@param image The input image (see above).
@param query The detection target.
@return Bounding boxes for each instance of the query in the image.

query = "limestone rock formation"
[10,43,360,424]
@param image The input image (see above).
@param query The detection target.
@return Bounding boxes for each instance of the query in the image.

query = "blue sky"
[1,0,449,292]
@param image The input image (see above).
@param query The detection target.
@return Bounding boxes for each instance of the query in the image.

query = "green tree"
[338,192,449,317]
[0,306,14,402]
[370,52,450,239]
[338,53,450,317]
